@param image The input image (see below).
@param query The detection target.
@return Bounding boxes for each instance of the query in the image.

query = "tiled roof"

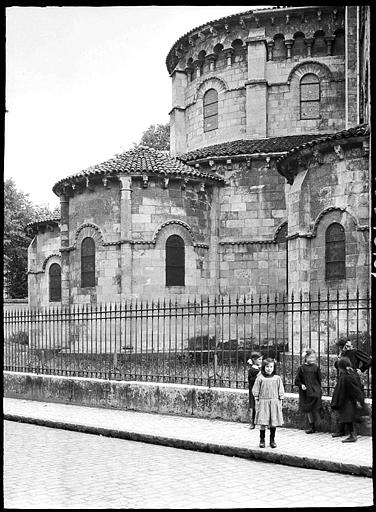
[276,124,370,166]
[178,134,331,163]
[25,216,60,233]
[53,145,225,195]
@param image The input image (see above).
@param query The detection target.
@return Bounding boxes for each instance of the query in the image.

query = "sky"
[5,5,271,210]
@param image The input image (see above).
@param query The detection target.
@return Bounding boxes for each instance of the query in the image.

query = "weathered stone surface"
[3,372,372,435]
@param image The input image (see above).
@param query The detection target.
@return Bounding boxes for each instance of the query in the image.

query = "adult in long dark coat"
[331,357,368,442]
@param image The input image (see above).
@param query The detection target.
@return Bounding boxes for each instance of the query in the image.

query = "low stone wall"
[3,371,372,435]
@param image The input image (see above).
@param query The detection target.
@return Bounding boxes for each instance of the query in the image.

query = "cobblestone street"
[4,421,373,509]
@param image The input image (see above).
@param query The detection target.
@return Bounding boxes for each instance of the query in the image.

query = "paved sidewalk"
[4,397,372,477]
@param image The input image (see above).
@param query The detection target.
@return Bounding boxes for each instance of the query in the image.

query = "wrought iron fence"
[3,289,372,397]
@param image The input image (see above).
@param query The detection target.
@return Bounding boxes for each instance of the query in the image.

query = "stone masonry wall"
[27,227,61,309]
[67,182,121,305]
[266,57,345,137]
[170,7,347,154]
[130,178,215,299]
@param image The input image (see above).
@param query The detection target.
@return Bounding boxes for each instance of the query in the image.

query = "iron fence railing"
[3,289,372,397]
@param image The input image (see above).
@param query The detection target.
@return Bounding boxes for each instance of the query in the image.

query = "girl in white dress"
[252,357,284,448]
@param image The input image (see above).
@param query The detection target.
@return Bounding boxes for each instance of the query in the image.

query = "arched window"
[273,34,286,60]
[325,223,346,280]
[203,89,218,132]
[292,33,306,58]
[49,263,61,302]
[81,237,95,287]
[300,74,320,119]
[166,235,185,287]
[312,31,327,57]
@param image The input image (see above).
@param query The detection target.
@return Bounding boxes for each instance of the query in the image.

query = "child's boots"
[270,427,277,448]
[305,423,316,434]
[259,429,266,448]
[342,432,357,443]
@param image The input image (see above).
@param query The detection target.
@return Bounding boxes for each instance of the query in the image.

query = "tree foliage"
[136,123,170,151]
[4,178,59,298]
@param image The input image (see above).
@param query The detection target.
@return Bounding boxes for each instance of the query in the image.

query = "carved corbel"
[254,16,260,28]
[265,156,271,169]
[181,178,189,190]
[102,177,109,188]
[224,22,231,34]
[209,25,218,37]
[332,8,338,21]
[317,10,322,22]
[195,163,200,170]
[333,144,344,160]
[85,177,94,191]
[312,148,324,164]
[270,16,275,26]
[142,175,149,188]
[163,177,169,189]
[239,17,246,29]
[226,158,232,171]
[199,182,206,193]
[197,31,205,42]
[246,157,252,170]
[285,14,290,24]
[208,159,217,171]
[296,155,308,169]
[188,36,195,46]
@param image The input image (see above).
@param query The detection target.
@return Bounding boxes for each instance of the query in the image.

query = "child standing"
[247,352,263,429]
[294,349,322,434]
[252,357,284,448]
[331,356,367,443]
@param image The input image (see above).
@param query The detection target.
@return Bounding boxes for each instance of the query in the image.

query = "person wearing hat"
[334,339,371,374]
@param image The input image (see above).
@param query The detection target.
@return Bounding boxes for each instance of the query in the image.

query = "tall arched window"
[166,235,185,286]
[81,237,96,287]
[203,89,218,132]
[49,263,61,302]
[300,73,320,119]
[325,223,346,280]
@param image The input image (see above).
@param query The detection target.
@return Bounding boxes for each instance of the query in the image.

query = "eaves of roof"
[52,145,225,196]
[25,216,60,234]
[276,124,370,166]
[178,133,331,163]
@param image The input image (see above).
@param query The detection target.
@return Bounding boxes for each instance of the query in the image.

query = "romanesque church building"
[26,5,370,308]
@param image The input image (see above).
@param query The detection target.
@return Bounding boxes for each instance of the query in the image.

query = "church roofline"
[25,216,60,235]
[165,5,336,74]
[276,124,370,183]
[178,133,333,164]
[52,145,225,197]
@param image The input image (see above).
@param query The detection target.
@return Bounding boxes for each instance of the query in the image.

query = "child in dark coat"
[294,349,322,434]
[331,356,367,442]
[247,352,263,429]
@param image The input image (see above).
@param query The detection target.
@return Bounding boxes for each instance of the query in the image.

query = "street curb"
[5,413,372,478]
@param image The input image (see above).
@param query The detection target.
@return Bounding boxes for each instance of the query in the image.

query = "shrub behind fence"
[3,290,372,397]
